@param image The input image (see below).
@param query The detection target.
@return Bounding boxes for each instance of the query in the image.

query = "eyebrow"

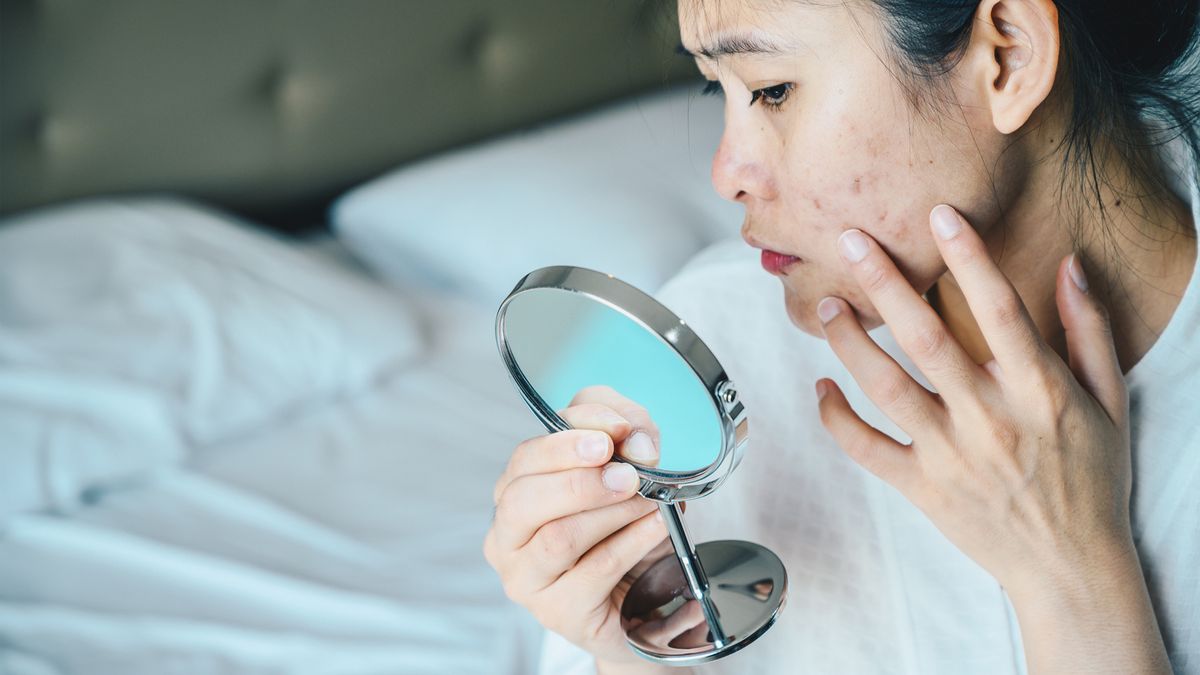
[674,34,788,59]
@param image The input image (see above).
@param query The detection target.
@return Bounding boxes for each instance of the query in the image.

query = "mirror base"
[620,540,787,666]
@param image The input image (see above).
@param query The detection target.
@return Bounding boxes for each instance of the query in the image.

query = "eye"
[749,83,794,110]
[700,80,722,97]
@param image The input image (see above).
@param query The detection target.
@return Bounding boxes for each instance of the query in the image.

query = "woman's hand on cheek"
[812,204,1135,599]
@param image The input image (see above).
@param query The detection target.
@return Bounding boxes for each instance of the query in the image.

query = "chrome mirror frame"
[495,265,748,503]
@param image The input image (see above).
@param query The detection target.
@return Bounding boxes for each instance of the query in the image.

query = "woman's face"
[679,0,1022,336]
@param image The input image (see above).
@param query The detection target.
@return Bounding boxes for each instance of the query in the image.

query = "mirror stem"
[658,501,728,647]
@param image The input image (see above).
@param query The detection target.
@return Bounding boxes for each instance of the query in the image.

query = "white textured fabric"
[541,174,1199,673]
[0,273,546,675]
[0,199,423,518]
[331,84,741,305]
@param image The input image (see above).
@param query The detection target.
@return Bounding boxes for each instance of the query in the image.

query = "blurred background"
[0,1,741,674]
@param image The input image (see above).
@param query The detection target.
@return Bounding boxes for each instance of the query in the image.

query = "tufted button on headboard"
[0,0,697,229]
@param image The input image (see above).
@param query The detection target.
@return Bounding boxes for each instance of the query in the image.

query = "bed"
[0,3,737,673]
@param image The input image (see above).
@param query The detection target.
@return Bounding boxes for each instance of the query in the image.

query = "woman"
[484,0,1199,672]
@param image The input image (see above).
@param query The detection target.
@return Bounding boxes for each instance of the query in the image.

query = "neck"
[931,142,1197,374]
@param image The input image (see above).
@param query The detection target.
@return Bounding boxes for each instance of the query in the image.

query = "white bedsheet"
[0,244,547,675]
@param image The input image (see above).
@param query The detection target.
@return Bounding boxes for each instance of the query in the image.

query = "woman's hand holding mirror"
[483,387,673,666]
[492,266,786,667]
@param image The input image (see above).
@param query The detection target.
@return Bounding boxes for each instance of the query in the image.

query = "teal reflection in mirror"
[504,288,722,474]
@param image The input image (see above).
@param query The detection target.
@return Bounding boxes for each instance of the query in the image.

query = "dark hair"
[872,0,1200,224]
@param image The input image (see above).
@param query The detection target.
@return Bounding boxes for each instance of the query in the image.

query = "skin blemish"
[852,177,862,194]
[813,198,823,210]
[878,211,888,223]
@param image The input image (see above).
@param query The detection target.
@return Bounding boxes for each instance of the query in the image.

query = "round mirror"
[496,266,747,501]
[495,266,784,666]
[502,287,722,474]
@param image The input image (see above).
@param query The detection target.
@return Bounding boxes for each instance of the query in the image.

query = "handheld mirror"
[496,266,787,665]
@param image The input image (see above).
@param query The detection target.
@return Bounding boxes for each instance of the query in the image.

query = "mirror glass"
[503,287,723,474]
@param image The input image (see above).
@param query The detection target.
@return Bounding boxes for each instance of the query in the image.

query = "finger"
[628,599,706,648]
[494,462,641,550]
[506,497,659,598]
[567,386,661,466]
[494,429,614,505]
[551,510,668,615]
[1055,253,1127,424]
[816,378,919,492]
[557,403,634,439]
[927,204,1046,371]
[836,228,981,397]
[818,296,945,437]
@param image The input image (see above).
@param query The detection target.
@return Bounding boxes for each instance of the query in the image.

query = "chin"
[782,295,827,338]
[782,290,885,338]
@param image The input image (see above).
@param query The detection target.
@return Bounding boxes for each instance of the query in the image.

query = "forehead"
[676,0,779,51]
[676,0,846,60]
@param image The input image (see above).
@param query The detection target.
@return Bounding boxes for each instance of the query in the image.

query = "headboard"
[0,0,696,229]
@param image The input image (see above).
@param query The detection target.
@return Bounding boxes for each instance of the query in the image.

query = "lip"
[760,249,802,275]
[744,233,802,276]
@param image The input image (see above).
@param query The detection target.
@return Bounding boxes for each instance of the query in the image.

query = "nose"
[711,125,776,204]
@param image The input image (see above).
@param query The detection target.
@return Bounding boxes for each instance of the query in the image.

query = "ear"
[964,0,1060,134]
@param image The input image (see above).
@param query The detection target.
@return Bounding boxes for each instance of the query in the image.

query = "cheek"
[774,188,943,333]
[768,112,959,335]
[782,116,931,246]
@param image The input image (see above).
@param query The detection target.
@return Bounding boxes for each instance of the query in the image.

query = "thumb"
[1055,253,1127,425]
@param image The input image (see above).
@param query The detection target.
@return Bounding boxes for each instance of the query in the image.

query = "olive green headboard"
[0,0,695,228]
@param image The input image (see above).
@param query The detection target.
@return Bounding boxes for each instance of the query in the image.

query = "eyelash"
[700,80,794,111]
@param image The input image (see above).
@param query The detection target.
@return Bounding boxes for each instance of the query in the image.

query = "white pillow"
[331,84,740,305]
[0,198,423,516]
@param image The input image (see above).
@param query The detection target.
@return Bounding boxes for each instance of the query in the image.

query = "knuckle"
[572,384,617,406]
[492,496,516,530]
[500,576,526,604]
[873,373,912,410]
[587,544,623,579]
[482,531,496,567]
[987,293,1025,331]
[860,263,890,293]
[1040,383,1075,428]
[620,404,651,425]
[985,419,1020,450]
[566,468,594,504]
[620,405,658,436]
[1029,364,1068,405]
[562,402,630,431]
[509,436,541,470]
[846,433,879,466]
[537,518,580,561]
[494,480,532,528]
[908,323,949,361]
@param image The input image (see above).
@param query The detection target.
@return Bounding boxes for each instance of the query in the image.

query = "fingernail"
[837,229,870,263]
[817,297,842,324]
[815,379,829,400]
[577,433,609,462]
[1068,253,1089,293]
[602,463,638,492]
[931,205,962,240]
[623,432,658,463]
